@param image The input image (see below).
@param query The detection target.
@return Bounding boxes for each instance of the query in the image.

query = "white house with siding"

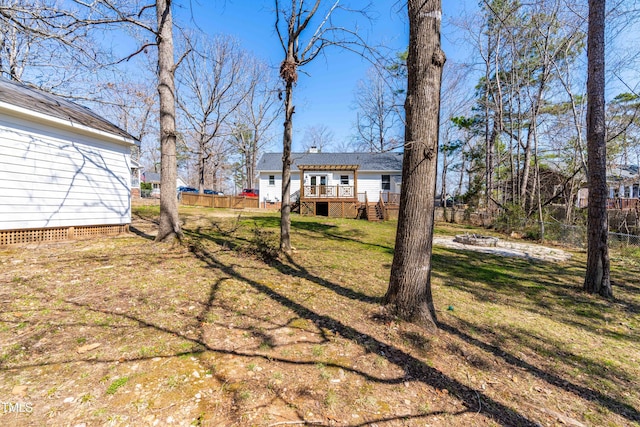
[0,78,138,243]
[257,150,403,218]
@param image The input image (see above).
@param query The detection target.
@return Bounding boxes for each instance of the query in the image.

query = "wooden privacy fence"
[180,193,260,209]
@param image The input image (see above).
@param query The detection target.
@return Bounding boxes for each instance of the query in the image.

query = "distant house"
[0,78,139,244]
[607,165,639,198]
[576,164,640,209]
[141,171,161,196]
[141,171,187,197]
[257,150,403,218]
[131,159,142,198]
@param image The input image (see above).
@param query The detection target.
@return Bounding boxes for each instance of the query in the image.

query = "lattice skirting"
[328,202,357,218]
[300,201,315,216]
[300,201,357,218]
[0,224,129,246]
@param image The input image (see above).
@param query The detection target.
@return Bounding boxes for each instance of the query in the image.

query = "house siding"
[0,112,132,230]
[257,152,403,211]
[259,172,301,202]
[355,172,401,202]
[258,171,401,203]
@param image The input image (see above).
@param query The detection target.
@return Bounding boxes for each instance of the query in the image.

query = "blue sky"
[177,1,477,152]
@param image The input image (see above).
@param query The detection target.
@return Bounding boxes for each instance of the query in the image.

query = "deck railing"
[380,192,401,205]
[607,198,640,210]
[303,185,354,198]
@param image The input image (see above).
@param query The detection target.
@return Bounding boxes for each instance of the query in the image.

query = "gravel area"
[433,237,572,262]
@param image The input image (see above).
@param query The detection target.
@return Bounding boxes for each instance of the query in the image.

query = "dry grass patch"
[0,204,638,426]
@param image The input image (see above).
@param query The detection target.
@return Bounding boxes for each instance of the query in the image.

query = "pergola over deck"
[297,164,360,217]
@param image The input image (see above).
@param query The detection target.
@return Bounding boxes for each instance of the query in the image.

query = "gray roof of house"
[608,164,639,183]
[142,172,161,183]
[257,152,404,172]
[0,78,137,144]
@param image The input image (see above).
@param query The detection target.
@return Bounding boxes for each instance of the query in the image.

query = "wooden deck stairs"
[366,202,384,221]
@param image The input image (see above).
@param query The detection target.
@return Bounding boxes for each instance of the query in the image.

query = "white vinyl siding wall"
[357,173,385,202]
[259,172,301,202]
[259,171,400,203]
[0,112,132,230]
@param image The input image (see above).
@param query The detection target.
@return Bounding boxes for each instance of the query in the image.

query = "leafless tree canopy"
[273,0,373,253]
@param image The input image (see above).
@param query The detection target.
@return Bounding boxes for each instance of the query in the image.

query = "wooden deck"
[607,198,640,210]
[299,191,400,221]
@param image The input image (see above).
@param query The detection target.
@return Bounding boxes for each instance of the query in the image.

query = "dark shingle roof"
[0,78,137,144]
[257,152,404,172]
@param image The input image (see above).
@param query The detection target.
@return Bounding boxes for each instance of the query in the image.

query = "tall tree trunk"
[457,151,466,198]
[486,118,498,213]
[490,32,504,216]
[441,143,448,221]
[280,71,294,254]
[155,0,182,242]
[584,0,612,297]
[198,147,206,193]
[533,123,545,240]
[484,43,493,216]
[212,159,220,192]
[520,71,549,211]
[384,0,445,330]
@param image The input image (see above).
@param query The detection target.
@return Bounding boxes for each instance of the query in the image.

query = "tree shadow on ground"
[185,241,541,426]
[244,215,395,254]
[184,223,382,305]
[439,318,640,422]
[183,220,640,424]
[4,224,639,425]
[429,246,640,422]
[431,247,640,343]
[128,225,155,240]
[2,235,542,426]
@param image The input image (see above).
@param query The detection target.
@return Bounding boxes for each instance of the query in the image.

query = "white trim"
[0,101,136,147]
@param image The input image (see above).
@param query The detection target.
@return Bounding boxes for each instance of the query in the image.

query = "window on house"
[340,175,349,185]
[269,175,275,185]
[382,175,390,191]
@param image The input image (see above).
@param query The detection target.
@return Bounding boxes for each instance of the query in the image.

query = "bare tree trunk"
[533,123,545,240]
[280,75,294,253]
[584,0,612,297]
[441,146,448,222]
[155,0,181,242]
[198,148,207,194]
[520,71,549,211]
[457,152,466,198]
[490,33,504,216]
[384,0,444,330]
[484,46,492,214]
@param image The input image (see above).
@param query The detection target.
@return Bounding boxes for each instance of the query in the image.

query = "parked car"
[204,189,224,195]
[177,186,198,194]
[240,188,259,198]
